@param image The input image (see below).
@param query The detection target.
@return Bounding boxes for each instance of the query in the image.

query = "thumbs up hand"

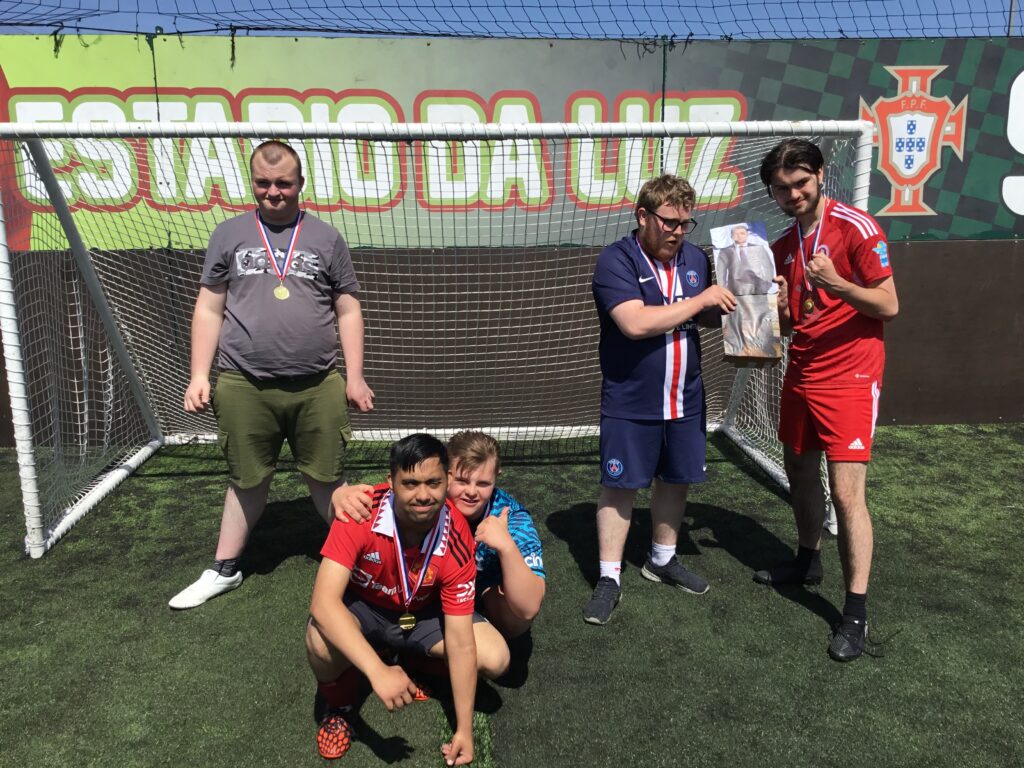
[474,506,515,554]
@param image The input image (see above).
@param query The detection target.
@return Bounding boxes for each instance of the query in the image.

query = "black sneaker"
[640,556,710,595]
[828,615,868,662]
[752,558,824,586]
[583,577,621,625]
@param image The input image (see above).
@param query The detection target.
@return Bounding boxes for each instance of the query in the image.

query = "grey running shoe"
[641,556,709,595]
[583,577,621,625]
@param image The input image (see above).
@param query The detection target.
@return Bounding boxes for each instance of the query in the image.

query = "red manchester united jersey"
[321,483,477,615]
[772,198,893,388]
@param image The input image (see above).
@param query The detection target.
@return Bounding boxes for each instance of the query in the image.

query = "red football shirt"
[320,483,477,615]
[772,198,893,388]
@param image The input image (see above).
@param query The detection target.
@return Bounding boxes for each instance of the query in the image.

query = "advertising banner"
[0,34,1021,245]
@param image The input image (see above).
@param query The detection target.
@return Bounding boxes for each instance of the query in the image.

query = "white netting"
[0,122,867,555]
[0,1,1013,39]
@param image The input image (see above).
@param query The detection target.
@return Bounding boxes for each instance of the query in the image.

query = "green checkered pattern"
[665,38,1024,240]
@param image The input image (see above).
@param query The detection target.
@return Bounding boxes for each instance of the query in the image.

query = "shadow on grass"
[547,499,841,627]
[709,431,790,504]
[493,629,536,689]
[241,497,329,575]
[313,687,415,764]
[546,500,720,585]
[691,502,843,626]
[308,662,505,763]
[347,713,415,764]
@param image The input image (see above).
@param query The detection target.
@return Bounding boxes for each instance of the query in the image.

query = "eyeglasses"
[645,210,698,234]
[768,175,815,197]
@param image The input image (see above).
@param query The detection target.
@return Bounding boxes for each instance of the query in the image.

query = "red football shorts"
[778,381,880,461]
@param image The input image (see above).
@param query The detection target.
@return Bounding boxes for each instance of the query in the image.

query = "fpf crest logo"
[860,66,967,216]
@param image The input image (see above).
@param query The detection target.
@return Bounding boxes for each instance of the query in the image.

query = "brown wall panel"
[880,240,1024,425]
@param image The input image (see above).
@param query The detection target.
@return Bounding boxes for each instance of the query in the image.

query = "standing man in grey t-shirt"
[169,140,374,610]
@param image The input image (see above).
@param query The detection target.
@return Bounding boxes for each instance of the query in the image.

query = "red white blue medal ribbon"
[254,209,304,284]
[390,494,448,615]
[796,198,827,315]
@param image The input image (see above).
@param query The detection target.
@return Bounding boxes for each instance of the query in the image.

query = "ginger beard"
[637,204,692,263]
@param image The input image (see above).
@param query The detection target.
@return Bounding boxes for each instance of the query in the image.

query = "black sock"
[795,545,821,570]
[843,591,867,621]
[212,558,240,577]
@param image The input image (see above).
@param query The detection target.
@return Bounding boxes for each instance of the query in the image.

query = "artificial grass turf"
[1,424,1021,767]
[0,447,491,768]
[497,424,1024,768]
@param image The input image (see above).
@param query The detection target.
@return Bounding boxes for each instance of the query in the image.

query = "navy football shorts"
[599,415,707,488]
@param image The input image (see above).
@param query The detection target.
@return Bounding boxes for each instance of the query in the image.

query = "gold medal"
[256,210,303,303]
[398,612,416,631]
[803,296,815,314]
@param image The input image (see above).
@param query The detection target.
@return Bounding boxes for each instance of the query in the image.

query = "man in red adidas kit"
[754,139,899,662]
[305,433,478,764]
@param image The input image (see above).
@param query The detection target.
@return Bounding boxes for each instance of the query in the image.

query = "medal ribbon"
[796,198,828,293]
[637,237,681,307]
[390,493,448,613]
[254,209,304,283]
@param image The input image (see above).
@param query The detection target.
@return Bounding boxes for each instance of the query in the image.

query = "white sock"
[650,542,676,567]
[598,560,621,584]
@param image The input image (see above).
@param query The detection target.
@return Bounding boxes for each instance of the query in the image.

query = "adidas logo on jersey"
[363,551,382,564]
[847,438,866,451]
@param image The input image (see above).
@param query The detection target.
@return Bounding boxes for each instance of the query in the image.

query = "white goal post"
[0,120,872,557]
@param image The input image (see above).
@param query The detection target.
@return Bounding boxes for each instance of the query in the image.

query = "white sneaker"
[824,504,839,536]
[168,569,243,609]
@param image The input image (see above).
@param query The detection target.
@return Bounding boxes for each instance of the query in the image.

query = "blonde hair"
[635,175,696,222]
[447,430,501,474]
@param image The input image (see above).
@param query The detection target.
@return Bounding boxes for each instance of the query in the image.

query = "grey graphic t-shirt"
[200,211,360,379]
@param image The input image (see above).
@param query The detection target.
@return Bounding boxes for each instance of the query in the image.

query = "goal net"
[0,121,871,556]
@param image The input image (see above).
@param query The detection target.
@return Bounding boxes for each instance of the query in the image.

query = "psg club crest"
[860,65,967,216]
[605,458,624,478]
[685,270,699,287]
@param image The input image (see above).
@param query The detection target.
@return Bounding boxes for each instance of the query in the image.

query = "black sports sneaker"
[828,615,868,662]
[583,577,621,625]
[752,558,824,586]
[641,556,710,595]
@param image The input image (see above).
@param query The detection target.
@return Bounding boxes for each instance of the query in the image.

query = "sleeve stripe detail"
[831,203,881,239]
[447,531,472,566]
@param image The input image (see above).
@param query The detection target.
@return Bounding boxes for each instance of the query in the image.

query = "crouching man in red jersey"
[306,433,484,764]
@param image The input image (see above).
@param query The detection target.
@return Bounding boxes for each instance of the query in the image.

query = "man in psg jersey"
[584,175,737,625]
[169,140,374,610]
[756,139,899,662]
[307,433,480,763]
